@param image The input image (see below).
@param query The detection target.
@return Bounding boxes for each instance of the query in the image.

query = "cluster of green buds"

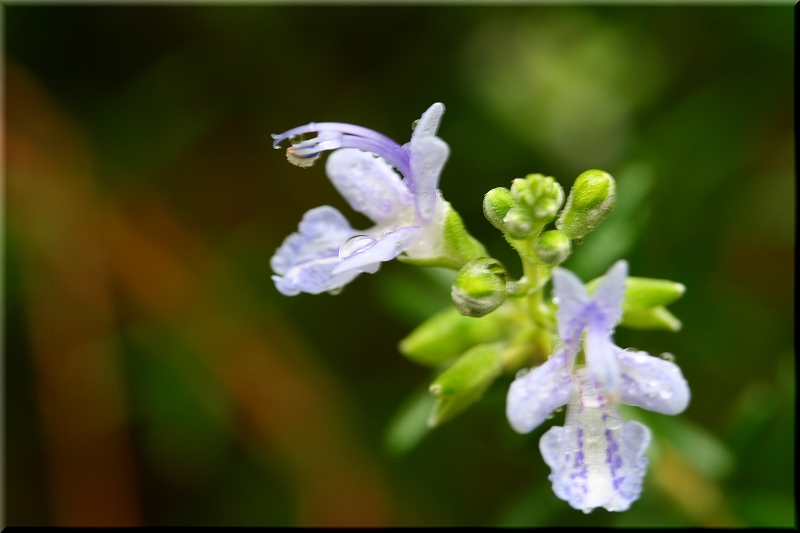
[397,169,684,429]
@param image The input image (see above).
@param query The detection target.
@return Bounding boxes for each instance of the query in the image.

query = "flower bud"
[503,207,534,238]
[483,187,517,232]
[510,174,565,223]
[427,344,504,427]
[534,229,572,266]
[556,169,616,240]
[621,306,682,332]
[622,277,686,309]
[398,306,511,367]
[451,258,508,318]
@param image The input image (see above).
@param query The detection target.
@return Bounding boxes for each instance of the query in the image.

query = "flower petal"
[270,206,357,276]
[615,347,691,415]
[330,225,422,275]
[325,148,414,224]
[408,135,449,224]
[584,325,621,400]
[591,260,628,330]
[539,369,651,513]
[272,257,362,296]
[506,349,573,434]
[552,267,590,351]
[411,102,446,141]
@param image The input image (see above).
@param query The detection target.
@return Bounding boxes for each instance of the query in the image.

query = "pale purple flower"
[506,260,690,513]
[270,103,450,296]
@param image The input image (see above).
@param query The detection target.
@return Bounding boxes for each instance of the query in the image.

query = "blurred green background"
[4,5,794,527]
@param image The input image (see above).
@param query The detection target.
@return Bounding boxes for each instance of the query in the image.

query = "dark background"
[5,5,794,526]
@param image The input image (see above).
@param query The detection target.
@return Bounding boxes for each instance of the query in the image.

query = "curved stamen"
[272,122,410,176]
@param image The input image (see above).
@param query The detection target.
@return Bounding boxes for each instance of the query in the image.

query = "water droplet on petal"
[574,237,584,245]
[289,134,305,146]
[328,286,344,295]
[659,352,676,362]
[382,228,394,236]
[339,235,377,261]
[411,119,420,131]
[552,297,561,305]
[515,368,530,379]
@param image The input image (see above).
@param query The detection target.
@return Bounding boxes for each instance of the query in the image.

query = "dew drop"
[659,352,676,363]
[515,368,530,379]
[289,134,305,146]
[383,228,394,236]
[339,235,377,261]
[328,286,344,295]
[411,119,420,131]
[574,237,584,245]
[552,297,561,305]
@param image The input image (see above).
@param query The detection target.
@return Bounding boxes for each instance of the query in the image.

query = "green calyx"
[399,199,487,270]
[556,169,616,240]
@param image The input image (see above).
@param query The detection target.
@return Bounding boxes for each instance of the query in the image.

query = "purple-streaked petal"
[270,206,357,276]
[506,350,573,434]
[272,257,362,296]
[584,326,621,400]
[410,102,445,142]
[331,225,422,275]
[591,260,628,330]
[407,135,449,224]
[552,267,590,351]
[539,369,651,514]
[615,347,690,415]
[325,148,414,224]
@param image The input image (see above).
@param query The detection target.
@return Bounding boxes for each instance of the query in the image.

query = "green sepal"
[451,258,508,318]
[483,187,517,233]
[556,169,616,240]
[398,200,487,270]
[427,344,504,427]
[621,306,682,332]
[398,305,513,367]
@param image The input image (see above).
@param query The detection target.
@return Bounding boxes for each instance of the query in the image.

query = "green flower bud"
[483,187,517,232]
[510,174,565,223]
[622,277,686,309]
[398,305,511,367]
[451,258,508,318]
[503,207,534,238]
[587,275,686,332]
[621,306,682,332]
[556,169,616,240]
[427,344,504,427]
[534,229,572,266]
